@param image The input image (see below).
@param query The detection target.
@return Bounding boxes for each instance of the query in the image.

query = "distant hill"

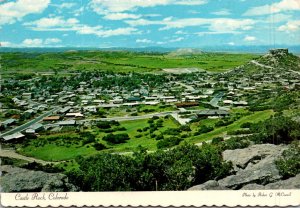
[167,48,203,57]
[227,48,300,76]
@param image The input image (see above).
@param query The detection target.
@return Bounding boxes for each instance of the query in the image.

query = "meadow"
[0,50,259,74]
[17,109,274,161]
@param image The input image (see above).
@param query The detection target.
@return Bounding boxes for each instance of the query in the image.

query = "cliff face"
[0,165,78,192]
[188,143,300,190]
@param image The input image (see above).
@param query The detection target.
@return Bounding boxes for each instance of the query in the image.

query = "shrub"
[275,141,300,179]
[102,133,130,144]
[240,122,252,128]
[93,143,107,151]
[194,125,214,136]
[157,137,183,149]
[211,137,224,145]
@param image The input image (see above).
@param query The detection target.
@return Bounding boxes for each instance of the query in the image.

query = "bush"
[96,121,111,129]
[163,128,181,135]
[240,122,252,128]
[194,125,214,136]
[221,137,250,150]
[215,120,233,127]
[227,129,252,135]
[249,115,300,144]
[93,143,107,151]
[102,133,130,144]
[211,137,224,145]
[275,141,300,179]
[157,137,183,149]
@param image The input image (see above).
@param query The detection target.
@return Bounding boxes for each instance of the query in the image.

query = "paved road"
[209,92,224,107]
[0,149,58,165]
[85,111,178,122]
[178,82,195,91]
[83,109,208,123]
[0,107,59,137]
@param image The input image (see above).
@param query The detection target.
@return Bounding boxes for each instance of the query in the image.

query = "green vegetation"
[66,143,232,191]
[1,51,258,74]
[275,141,300,179]
[189,110,274,143]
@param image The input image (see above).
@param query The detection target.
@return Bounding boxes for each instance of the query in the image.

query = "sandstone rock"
[222,144,285,171]
[188,180,229,191]
[241,174,300,190]
[218,154,282,189]
[0,165,78,192]
[265,174,300,189]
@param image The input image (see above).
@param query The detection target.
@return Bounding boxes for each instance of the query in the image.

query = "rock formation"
[0,165,78,192]
[188,143,299,190]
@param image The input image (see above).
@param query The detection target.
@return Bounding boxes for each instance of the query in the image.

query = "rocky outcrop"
[189,144,291,190]
[241,174,300,190]
[188,180,229,191]
[222,144,285,171]
[0,165,78,192]
[218,155,281,189]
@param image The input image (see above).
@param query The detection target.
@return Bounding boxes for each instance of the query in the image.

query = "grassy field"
[1,51,258,73]
[188,110,274,144]
[17,109,274,161]
[18,117,179,161]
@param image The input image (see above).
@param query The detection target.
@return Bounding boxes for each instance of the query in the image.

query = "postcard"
[0,0,300,207]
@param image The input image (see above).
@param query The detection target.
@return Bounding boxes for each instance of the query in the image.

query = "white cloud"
[22,38,43,47]
[211,9,231,16]
[90,0,207,14]
[45,38,62,44]
[175,0,208,5]
[1,41,14,47]
[278,20,300,32]
[169,37,184,42]
[244,0,300,16]
[21,38,62,47]
[24,16,80,30]
[73,6,85,17]
[265,13,292,23]
[136,39,153,43]
[0,0,50,26]
[126,17,254,34]
[24,16,139,37]
[104,13,141,20]
[244,35,256,41]
[228,42,235,46]
[57,3,76,9]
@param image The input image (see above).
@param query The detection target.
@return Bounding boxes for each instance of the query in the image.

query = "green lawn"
[18,144,96,161]
[18,117,179,161]
[188,110,274,143]
[101,117,179,152]
[17,110,273,161]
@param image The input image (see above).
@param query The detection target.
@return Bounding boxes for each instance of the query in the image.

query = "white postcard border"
[1,190,300,207]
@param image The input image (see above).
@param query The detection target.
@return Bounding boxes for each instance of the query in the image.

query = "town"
[1,48,300,192]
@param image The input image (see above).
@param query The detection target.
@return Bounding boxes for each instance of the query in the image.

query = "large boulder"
[0,165,78,192]
[189,144,289,190]
[241,174,300,190]
[222,144,286,171]
[265,174,300,189]
[218,155,282,189]
[188,180,229,191]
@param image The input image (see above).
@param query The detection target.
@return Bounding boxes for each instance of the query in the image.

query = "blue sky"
[1,0,300,48]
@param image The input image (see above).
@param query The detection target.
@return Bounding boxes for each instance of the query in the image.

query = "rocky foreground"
[1,143,299,192]
[0,165,78,192]
[189,144,300,190]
